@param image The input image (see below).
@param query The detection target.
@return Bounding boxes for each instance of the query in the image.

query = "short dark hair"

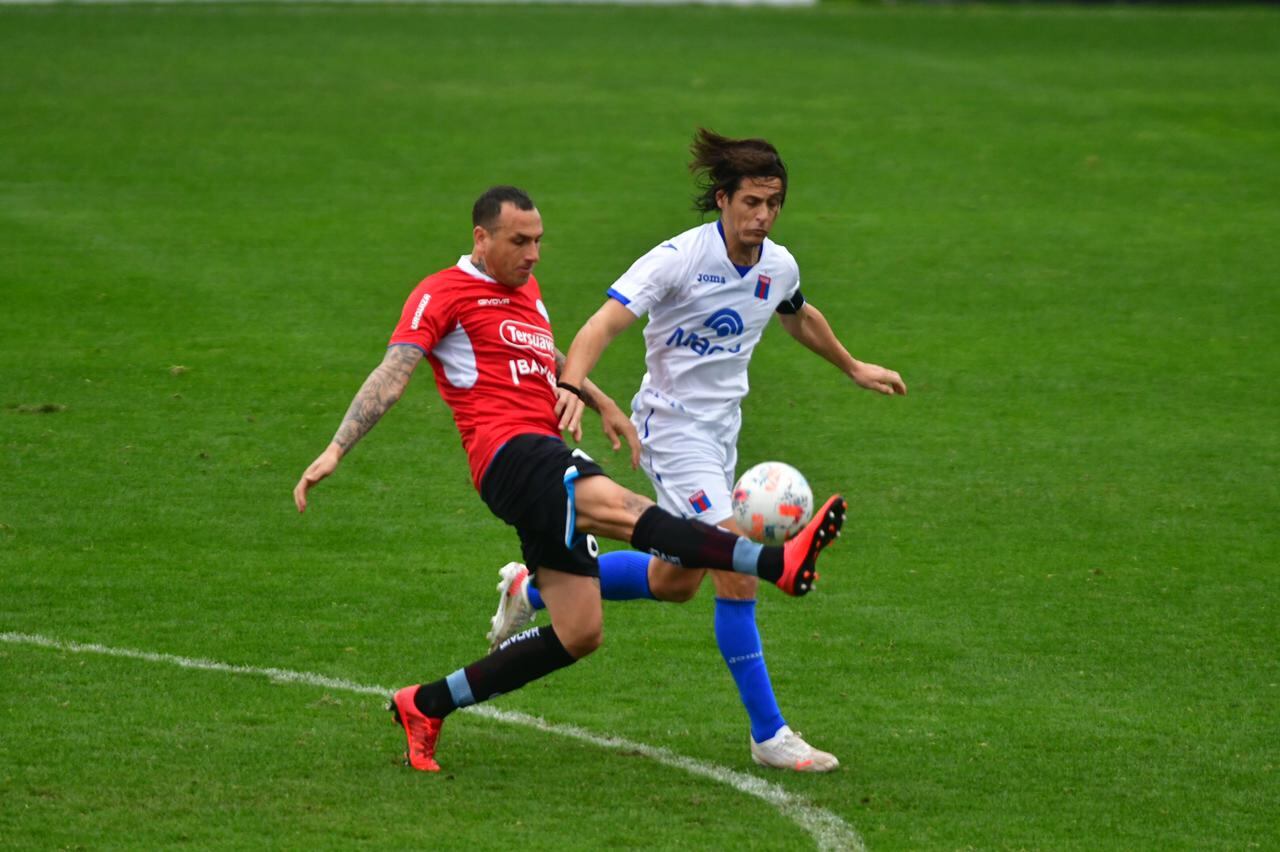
[689,128,787,215]
[472,185,535,231]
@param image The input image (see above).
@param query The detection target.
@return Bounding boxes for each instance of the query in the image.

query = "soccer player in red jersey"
[293,186,847,772]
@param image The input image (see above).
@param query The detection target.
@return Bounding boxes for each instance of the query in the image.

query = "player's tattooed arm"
[295,344,424,513]
[294,344,421,512]
[332,344,424,451]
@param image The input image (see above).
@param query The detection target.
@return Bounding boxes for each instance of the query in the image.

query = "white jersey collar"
[457,254,497,283]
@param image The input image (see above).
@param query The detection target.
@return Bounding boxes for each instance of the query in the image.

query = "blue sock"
[526,550,653,611]
[600,550,654,601]
[715,598,786,744]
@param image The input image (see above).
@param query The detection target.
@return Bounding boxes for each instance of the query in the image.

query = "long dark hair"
[689,128,787,214]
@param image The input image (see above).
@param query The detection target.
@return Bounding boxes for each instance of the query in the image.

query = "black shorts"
[479,433,607,579]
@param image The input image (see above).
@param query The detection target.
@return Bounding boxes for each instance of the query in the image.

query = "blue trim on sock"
[732,537,762,576]
[599,550,654,601]
[445,669,476,709]
[714,598,785,743]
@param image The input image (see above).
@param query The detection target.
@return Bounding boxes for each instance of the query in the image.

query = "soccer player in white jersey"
[487,131,905,772]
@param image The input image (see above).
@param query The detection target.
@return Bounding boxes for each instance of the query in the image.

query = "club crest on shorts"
[687,490,712,514]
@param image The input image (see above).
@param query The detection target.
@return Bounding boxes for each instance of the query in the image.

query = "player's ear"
[473,224,488,249]
[715,189,728,212]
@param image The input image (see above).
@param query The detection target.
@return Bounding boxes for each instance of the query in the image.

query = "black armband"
[775,288,806,315]
[557,382,584,400]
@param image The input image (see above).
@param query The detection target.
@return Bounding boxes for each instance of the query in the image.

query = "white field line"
[2,631,865,852]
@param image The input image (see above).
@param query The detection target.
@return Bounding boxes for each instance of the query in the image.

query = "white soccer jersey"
[608,221,802,421]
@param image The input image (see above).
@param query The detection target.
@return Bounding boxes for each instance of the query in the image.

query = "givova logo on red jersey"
[500,320,554,355]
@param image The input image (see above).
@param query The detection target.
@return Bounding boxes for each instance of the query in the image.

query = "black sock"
[755,549,784,584]
[413,625,577,718]
[630,505,783,581]
[412,680,455,719]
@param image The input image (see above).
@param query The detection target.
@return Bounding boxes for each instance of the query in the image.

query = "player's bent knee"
[559,625,603,660]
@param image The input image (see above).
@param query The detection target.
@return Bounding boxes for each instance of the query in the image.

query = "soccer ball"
[731,461,814,545]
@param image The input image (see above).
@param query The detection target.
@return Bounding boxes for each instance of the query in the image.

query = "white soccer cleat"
[750,725,840,773]
[486,561,536,651]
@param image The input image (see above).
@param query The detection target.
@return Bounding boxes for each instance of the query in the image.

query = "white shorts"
[630,388,741,525]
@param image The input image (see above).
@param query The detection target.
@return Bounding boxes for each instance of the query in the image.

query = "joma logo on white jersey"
[500,320,554,354]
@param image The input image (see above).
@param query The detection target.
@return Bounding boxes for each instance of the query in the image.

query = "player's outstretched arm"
[293,344,424,512]
[596,397,641,469]
[777,303,906,396]
[555,299,639,443]
[555,351,641,469]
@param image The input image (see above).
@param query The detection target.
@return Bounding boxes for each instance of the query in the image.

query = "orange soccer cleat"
[389,685,444,772]
[775,494,846,597]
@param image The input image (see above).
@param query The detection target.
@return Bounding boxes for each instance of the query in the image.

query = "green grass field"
[2,2,1277,849]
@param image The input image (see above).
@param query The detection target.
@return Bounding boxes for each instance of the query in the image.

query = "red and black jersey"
[389,257,561,489]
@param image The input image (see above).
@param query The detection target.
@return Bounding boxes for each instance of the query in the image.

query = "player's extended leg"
[570,474,845,594]
[393,567,600,771]
[491,486,846,646]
